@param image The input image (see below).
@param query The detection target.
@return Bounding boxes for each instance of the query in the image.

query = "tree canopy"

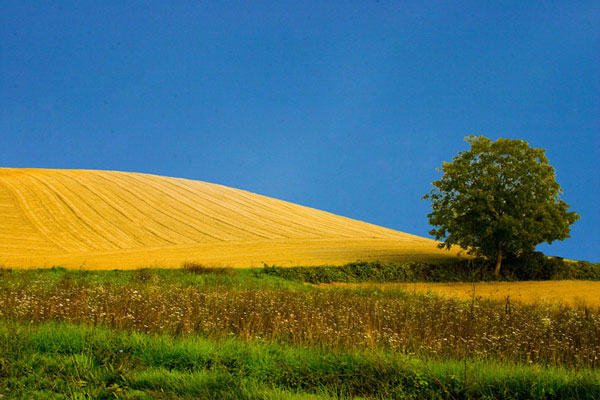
[423,136,579,276]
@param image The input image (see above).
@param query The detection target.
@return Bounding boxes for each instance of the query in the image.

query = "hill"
[0,168,463,269]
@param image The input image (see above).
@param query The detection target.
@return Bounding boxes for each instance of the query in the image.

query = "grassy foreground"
[1,266,599,399]
[1,321,599,400]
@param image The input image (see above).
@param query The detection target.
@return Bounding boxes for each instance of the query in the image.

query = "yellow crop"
[0,168,463,269]
[322,281,600,307]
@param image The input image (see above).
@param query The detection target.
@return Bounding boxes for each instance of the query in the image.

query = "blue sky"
[1,1,598,261]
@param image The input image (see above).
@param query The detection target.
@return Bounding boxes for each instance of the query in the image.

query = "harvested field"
[319,280,600,307]
[0,168,463,269]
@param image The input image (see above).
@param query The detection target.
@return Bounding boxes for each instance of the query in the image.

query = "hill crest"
[0,168,462,268]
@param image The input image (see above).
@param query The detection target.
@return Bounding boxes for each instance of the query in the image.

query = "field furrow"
[0,168,463,269]
[112,172,248,241]
[84,171,211,244]
[124,173,283,240]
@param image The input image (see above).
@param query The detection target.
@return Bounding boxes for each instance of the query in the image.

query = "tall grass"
[1,268,598,368]
[1,320,598,399]
[182,261,237,276]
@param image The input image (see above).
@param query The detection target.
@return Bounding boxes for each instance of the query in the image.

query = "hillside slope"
[0,168,463,269]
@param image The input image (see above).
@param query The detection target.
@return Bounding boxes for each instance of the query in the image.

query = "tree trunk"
[494,244,503,278]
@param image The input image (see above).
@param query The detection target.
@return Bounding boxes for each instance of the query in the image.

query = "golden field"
[0,168,464,269]
[320,280,600,307]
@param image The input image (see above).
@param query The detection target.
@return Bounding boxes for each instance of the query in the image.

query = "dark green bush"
[262,259,497,284]
[132,267,155,282]
[263,256,599,284]
[0,265,12,276]
[182,262,236,276]
[572,260,600,280]
[503,252,600,281]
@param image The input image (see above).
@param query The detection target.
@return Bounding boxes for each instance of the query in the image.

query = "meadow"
[1,265,599,399]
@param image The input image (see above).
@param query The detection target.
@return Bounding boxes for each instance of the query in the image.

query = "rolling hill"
[0,168,464,269]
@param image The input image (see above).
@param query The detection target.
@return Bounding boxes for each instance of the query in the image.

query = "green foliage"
[2,267,599,368]
[1,321,599,399]
[423,136,580,274]
[182,261,237,276]
[1,267,600,398]
[262,260,497,283]
[262,258,600,283]
[504,252,568,281]
[571,260,600,280]
[0,265,12,277]
[504,252,600,281]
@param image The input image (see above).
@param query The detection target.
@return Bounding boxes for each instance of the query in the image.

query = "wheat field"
[0,168,463,269]
[321,281,600,307]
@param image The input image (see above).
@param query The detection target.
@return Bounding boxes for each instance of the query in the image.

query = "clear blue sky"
[1,1,598,261]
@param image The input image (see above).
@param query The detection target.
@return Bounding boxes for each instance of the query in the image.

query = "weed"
[182,262,237,276]
[0,265,12,277]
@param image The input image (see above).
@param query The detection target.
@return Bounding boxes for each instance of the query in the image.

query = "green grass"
[1,267,599,367]
[1,266,599,399]
[0,264,304,290]
[1,320,598,399]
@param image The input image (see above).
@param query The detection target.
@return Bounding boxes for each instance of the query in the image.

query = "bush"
[572,261,600,280]
[262,260,497,284]
[132,268,158,283]
[0,265,12,276]
[182,262,236,276]
[263,256,600,284]
[503,252,600,281]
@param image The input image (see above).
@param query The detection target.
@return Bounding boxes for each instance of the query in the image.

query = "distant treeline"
[261,253,600,284]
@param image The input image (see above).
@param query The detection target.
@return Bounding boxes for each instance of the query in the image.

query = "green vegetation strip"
[1,320,598,400]
[1,267,599,368]
[262,258,600,284]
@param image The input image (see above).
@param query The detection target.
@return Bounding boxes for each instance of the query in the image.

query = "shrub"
[0,265,12,276]
[503,252,600,281]
[182,262,236,276]
[263,257,599,284]
[262,260,498,284]
[572,261,600,280]
[132,268,158,283]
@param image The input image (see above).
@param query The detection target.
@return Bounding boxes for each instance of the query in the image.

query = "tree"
[422,135,579,277]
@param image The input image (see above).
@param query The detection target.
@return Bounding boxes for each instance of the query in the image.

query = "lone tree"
[423,135,579,277]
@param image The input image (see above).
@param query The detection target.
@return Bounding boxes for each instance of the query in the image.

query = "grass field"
[318,280,600,307]
[3,320,598,400]
[0,168,464,269]
[1,267,599,399]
